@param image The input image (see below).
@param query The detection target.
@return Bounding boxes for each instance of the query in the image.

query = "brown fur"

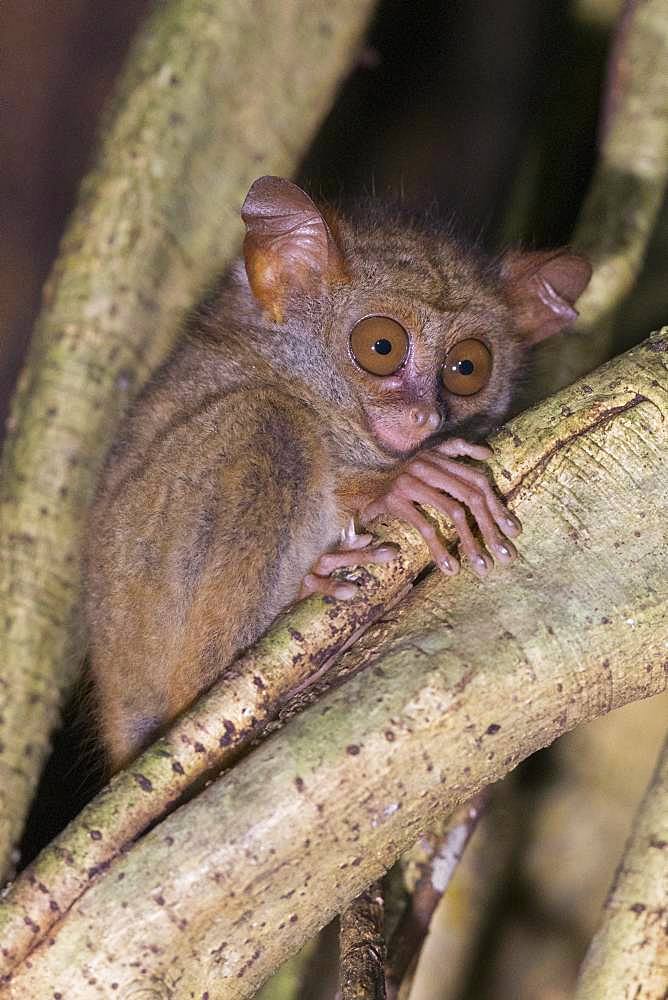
[85,177,590,770]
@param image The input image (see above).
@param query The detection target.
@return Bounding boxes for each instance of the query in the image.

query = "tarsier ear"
[500,249,592,344]
[241,176,346,322]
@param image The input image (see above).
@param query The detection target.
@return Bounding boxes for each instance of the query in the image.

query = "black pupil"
[373,338,393,356]
[457,359,474,375]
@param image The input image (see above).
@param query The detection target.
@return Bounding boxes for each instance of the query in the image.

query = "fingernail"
[495,542,515,563]
[334,584,358,600]
[504,516,522,535]
[438,558,457,575]
[375,545,399,561]
[472,554,489,576]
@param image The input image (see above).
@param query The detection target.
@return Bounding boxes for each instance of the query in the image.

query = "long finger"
[394,474,492,576]
[313,544,398,575]
[435,437,493,460]
[405,462,516,566]
[385,486,460,575]
[299,574,358,601]
[423,453,521,538]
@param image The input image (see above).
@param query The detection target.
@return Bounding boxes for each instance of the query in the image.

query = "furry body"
[86,179,590,769]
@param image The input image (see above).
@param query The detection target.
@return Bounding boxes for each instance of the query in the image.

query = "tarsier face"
[241,176,592,456]
[345,312,496,453]
[325,274,524,455]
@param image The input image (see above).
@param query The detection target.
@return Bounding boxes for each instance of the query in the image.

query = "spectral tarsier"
[86,176,591,770]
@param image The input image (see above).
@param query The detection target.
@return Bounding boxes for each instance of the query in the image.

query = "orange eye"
[442,339,493,396]
[349,316,409,376]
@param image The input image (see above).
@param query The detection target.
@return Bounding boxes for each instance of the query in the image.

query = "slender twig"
[384,792,489,1000]
[339,883,387,1000]
[556,0,668,381]
[598,0,641,145]
[533,0,668,405]
[577,0,668,328]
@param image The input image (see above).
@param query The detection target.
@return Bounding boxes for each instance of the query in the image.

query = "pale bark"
[385,793,488,1000]
[578,0,668,328]
[0,325,662,975]
[0,331,665,999]
[574,733,668,999]
[0,0,377,881]
[407,789,518,1000]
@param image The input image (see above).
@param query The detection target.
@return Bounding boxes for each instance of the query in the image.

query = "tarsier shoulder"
[85,175,591,770]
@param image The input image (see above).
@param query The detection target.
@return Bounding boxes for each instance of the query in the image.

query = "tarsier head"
[241,176,592,457]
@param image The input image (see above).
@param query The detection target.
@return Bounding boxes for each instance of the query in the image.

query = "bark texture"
[339,883,386,1000]
[0,324,662,974]
[574,733,668,999]
[0,0,377,881]
[0,331,665,999]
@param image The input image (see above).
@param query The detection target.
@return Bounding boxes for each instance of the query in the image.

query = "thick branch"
[0,333,665,998]
[1,332,664,975]
[574,732,668,999]
[0,0,377,881]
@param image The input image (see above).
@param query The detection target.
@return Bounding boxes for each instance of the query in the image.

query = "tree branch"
[384,793,489,1000]
[578,0,668,318]
[1,330,664,976]
[573,731,668,999]
[0,0,377,882]
[0,331,665,999]
[339,883,386,1000]
[405,787,518,1000]
[540,0,668,393]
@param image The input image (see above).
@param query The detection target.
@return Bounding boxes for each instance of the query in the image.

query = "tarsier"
[86,176,591,770]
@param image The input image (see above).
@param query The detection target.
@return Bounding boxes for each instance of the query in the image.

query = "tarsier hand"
[300,438,522,601]
[363,437,521,579]
[299,519,399,601]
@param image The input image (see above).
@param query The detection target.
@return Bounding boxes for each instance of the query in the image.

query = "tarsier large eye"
[349,316,409,376]
[442,338,493,396]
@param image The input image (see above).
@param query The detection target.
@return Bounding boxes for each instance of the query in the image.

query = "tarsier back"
[85,176,591,770]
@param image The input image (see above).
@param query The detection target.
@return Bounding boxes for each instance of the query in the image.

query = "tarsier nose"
[409,405,442,433]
